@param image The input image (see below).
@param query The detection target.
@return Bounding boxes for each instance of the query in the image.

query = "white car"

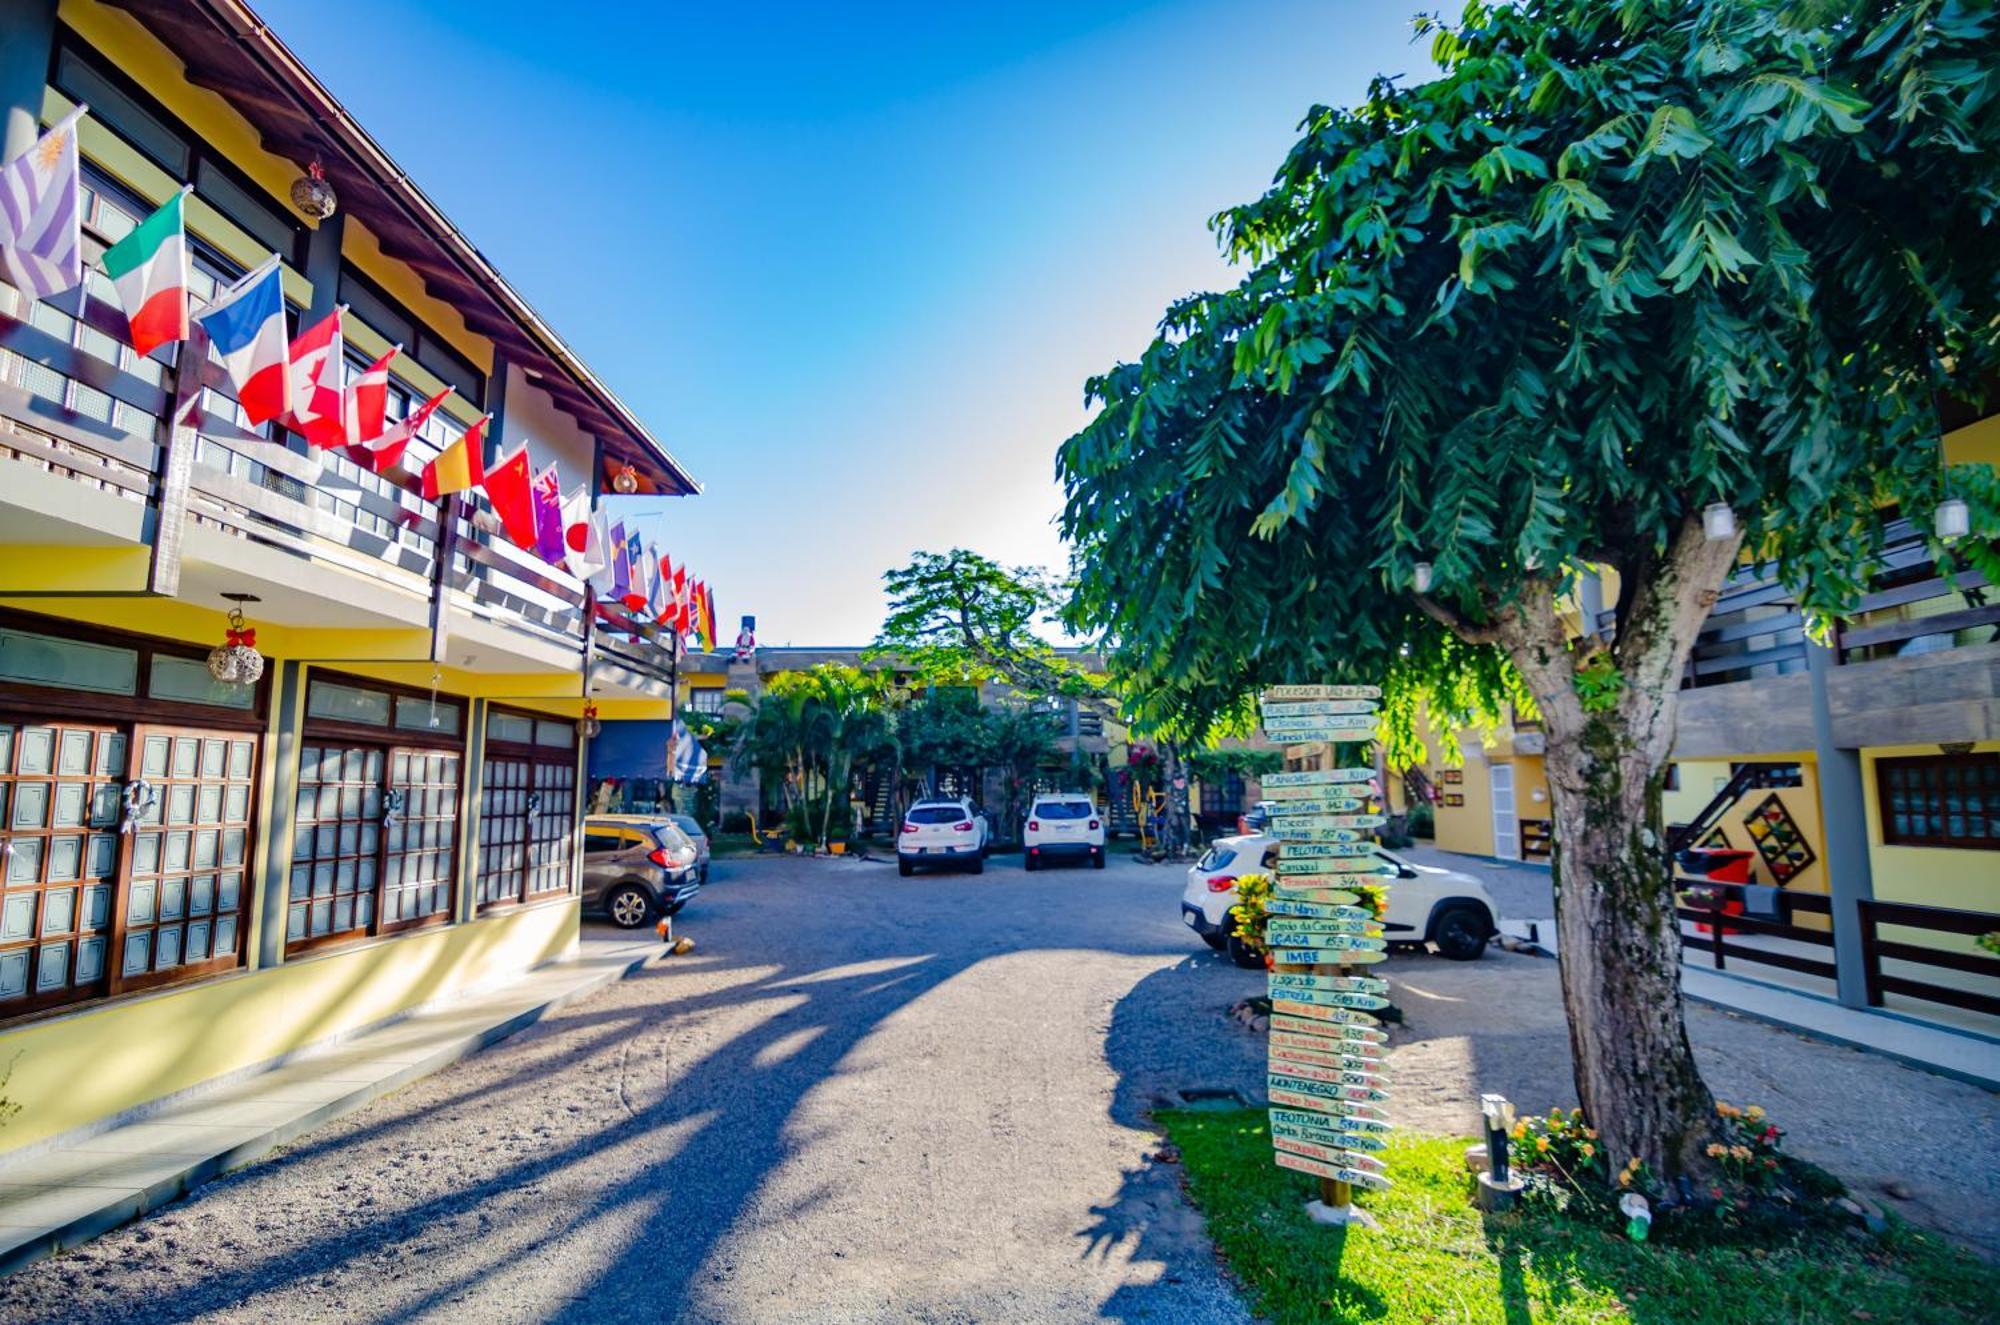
[1182,833,1499,967]
[898,797,990,875]
[1023,794,1106,871]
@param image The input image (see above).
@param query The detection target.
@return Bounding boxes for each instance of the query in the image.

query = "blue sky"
[258,0,1431,644]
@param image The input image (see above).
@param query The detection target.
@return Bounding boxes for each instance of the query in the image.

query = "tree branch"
[1413,593,1505,645]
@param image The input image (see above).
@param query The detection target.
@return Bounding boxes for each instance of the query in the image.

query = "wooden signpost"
[1258,685,1391,1228]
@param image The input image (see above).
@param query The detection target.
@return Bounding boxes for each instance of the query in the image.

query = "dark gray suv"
[583,816,702,928]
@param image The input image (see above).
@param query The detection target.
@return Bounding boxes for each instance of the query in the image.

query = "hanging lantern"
[289,158,338,220]
[207,598,264,686]
[1413,561,1435,595]
[612,464,640,494]
[1702,502,1737,541]
[1935,497,1970,541]
[578,702,602,739]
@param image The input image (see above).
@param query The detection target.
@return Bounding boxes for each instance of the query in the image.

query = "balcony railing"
[1591,519,1995,688]
[0,285,677,690]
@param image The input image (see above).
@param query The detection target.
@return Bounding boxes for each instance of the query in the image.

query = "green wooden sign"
[1267,796,1370,816]
[1271,1057,1390,1088]
[1270,830,1372,848]
[1263,685,1383,701]
[1279,839,1385,859]
[1270,1102,1391,1132]
[1263,714,1381,733]
[1268,918,1378,940]
[1259,699,1380,718]
[1268,885,1362,905]
[1265,900,1375,921]
[1269,726,1380,745]
[1268,1114,1389,1152]
[1263,768,1377,788]
[1271,992,1391,1020]
[1271,1045,1386,1076]
[1270,946,1388,966]
[1271,1026,1388,1054]
[1269,1072,1392,1103]
[1268,971,1389,995]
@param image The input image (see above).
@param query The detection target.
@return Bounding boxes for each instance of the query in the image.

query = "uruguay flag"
[671,717,709,785]
[194,255,288,427]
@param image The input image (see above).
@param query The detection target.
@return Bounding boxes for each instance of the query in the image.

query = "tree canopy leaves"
[1058,0,2000,752]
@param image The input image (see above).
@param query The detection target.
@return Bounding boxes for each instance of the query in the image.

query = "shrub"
[1407,802,1435,839]
[784,796,853,845]
[720,810,752,834]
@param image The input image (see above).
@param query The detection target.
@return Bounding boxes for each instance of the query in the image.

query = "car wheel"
[898,858,913,877]
[1226,928,1265,970]
[1432,904,1491,961]
[967,854,985,875]
[605,884,654,930]
[1024,853,1038,872]
[1091,848,1105,870]
[1199,930,1227,951]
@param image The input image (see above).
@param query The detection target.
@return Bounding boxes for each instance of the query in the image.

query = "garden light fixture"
[1474,1093,1525,1212]
[1702,502,1737,541]
[1413,561,1434,594]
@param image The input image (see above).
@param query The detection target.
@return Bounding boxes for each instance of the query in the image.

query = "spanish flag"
[422,415,488,501]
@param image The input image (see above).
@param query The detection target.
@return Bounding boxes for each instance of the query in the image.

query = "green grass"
[1158,1109,1998,1325]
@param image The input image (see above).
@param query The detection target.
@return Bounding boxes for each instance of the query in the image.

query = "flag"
[622,528,650,613]
[359,385,449,472]
[656,553,675,625]
[692,580,712,651]
[671,717,709,785]
[532,463,566,564]
[671,563,692,634]
[340,344,398,448]
[193,254,288,427]
[484,444,538,549]
[284,305,345,446]
[0,108,84,302]
[606,519,630,604]
[100,184,188,356]
[421,414,487,501]
[561,486,602,581]
[648,548,672,624]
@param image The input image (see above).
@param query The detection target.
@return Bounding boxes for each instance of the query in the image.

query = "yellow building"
[0,0,693,1152]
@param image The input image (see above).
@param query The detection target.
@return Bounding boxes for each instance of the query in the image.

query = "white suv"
[1023,794,1106,871]
[1182,833,1499,967]
[897,798,990,875]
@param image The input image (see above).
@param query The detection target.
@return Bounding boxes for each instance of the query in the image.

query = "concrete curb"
[0,943,661,1277]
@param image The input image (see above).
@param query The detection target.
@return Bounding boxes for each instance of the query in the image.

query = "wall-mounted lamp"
[1935,497,1970,542]
[1702,502,1737,541]
[1413,561,1434,595]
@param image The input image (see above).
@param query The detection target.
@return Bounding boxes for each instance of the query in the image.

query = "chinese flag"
[483,445,538,549]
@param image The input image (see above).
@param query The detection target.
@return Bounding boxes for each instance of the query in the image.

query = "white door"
[1490,763,1519,861]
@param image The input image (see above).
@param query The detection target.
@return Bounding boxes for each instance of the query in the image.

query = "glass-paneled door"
[0,720,123,1012]
[122,726,258,990]
[287,740,459,952]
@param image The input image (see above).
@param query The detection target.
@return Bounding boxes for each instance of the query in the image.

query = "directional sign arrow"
[1262,686,1382,702]
[1269,988,1391,1014]
[1271,947,1388,966]
[1271,1045,1386,1075]
[1270,1103,1391,1132]
[1259,699,1380,718]
[1268,886,1362,905]
[1267,918,1379,940]
[1271,1008,1385,1035]
[1268,1073,1393,1104]
[1268,1115,1389,1152]
[1271,1027,1388,1054]
[1269,1058,1391,1089]
[1273,1151,1393,1189]
[1268,971,1390,995]
[1265,771,1377,796]
[1269,727,1380,745]
[1265,900,1376,921]
[1266,796,1370,816]
[1271,1136,1390,1171]
[1263,714,1382,733]
[1271,931,1387,953]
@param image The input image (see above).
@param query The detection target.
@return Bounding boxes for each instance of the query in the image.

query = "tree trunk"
[1467,512,1743,1181]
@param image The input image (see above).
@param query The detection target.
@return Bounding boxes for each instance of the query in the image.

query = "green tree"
[1059,0,1999,1179]
[730,665,891,850]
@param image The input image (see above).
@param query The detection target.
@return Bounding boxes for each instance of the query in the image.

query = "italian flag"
[101,185,190,358]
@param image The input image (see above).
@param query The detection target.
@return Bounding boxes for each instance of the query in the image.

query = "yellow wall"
[1861,741,2000,958]
[1664,759,1735,826]
[1433,749,1495,856]
[0,899,577,1154]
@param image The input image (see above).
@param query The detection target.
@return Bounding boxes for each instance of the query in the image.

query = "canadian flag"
[358,386,451,473]
[286,305,346,448]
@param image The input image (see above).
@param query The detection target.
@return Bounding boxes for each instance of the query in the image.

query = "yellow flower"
[1581,1143,1596,1159]
[1618,1170,1632,1188]
[1536,1137,1550,1152]
[1745,1106,1765,1122]
[1706,1143,1727,1158]
[1584,1128,1598,1140]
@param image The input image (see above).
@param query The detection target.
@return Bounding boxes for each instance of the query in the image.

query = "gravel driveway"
[3,851,1265,1325]
[6,849,1992,1323]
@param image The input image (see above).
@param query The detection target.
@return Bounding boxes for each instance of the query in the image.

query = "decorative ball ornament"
[1935,497,1970,542]
[1702,502,1738,541]
[578,702,602,739]
[207,606,264,686]
[1412,561,1434,595]
[611,464,640,494]
[290,159,338,220]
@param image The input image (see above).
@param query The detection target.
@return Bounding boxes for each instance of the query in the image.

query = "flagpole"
[665,631,680,812]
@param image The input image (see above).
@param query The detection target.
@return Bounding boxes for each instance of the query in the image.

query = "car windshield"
[906,805,965,825]
[671,815,704,838]
[1196,844,1236,871]
[651,823,692,851]
[1033,801,1092,819]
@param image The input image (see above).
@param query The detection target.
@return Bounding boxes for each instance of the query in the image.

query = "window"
[307,682,392,726]
[1877,753,1999,850]
[584,833,626,854]
[0,629,137,695]
[906,806,966,825]
[1031,800,1093,820]
[686,689,726,715]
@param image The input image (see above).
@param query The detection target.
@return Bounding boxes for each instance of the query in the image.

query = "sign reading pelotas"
[1257,683,1392,1221]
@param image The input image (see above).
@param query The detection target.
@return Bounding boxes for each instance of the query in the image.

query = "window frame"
[476,706,580,913]
[1874,751,1999,852]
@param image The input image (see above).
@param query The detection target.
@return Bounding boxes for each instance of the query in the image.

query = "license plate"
[920,847,936,854]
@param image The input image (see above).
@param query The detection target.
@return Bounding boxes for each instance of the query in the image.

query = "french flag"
[193,255,288,427]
